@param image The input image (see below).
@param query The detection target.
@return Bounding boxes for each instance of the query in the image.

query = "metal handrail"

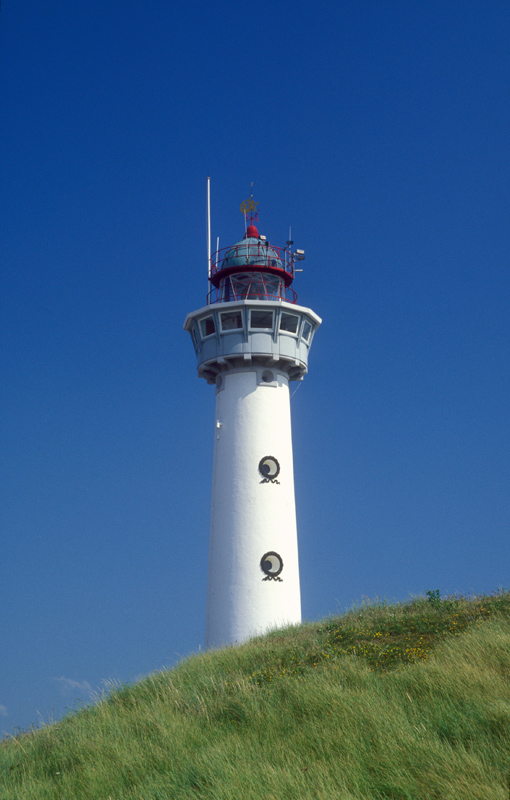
[210,242,294,279]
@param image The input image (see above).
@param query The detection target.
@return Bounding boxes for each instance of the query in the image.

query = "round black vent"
[258,456,280,480]
[260,551,284,578]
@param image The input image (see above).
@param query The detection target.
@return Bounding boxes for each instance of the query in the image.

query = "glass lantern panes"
[219,272,285,302]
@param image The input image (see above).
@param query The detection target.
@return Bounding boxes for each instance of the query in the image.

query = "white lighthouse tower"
[184,192,321,649]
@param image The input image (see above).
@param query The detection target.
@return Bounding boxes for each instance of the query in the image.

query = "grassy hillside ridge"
[2,592,510,799]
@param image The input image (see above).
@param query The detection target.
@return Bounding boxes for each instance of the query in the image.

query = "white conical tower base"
[205,367,301,648]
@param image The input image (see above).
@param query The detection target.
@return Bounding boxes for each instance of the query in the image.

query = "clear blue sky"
[1,0,509,735]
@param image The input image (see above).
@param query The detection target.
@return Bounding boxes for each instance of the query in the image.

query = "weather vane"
[240,182,259,223]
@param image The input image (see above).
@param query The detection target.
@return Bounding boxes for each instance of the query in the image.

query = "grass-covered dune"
[2,591,510,799]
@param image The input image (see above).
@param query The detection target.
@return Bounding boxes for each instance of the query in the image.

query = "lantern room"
[208,224,300,305]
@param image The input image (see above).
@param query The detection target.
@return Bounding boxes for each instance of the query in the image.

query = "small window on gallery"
[220,310,243,331]
[199,316,216,338]
[301,320,312,342]
[250,310,274,330]
[280,312,299,334]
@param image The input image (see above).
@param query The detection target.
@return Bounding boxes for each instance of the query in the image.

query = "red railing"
[210,242,294,281]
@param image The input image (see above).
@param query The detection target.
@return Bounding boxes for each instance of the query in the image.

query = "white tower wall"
[206,367,300,648]
[185,295,321,649]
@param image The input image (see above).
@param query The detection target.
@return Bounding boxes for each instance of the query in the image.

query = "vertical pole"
[207,178,211,297]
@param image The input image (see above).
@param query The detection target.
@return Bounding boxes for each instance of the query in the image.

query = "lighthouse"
[184,191,321,648]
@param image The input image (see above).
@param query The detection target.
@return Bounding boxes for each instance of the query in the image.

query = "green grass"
[2,591,510,799]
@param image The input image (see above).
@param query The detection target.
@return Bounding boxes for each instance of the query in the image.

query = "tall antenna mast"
[207,177,211,286]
